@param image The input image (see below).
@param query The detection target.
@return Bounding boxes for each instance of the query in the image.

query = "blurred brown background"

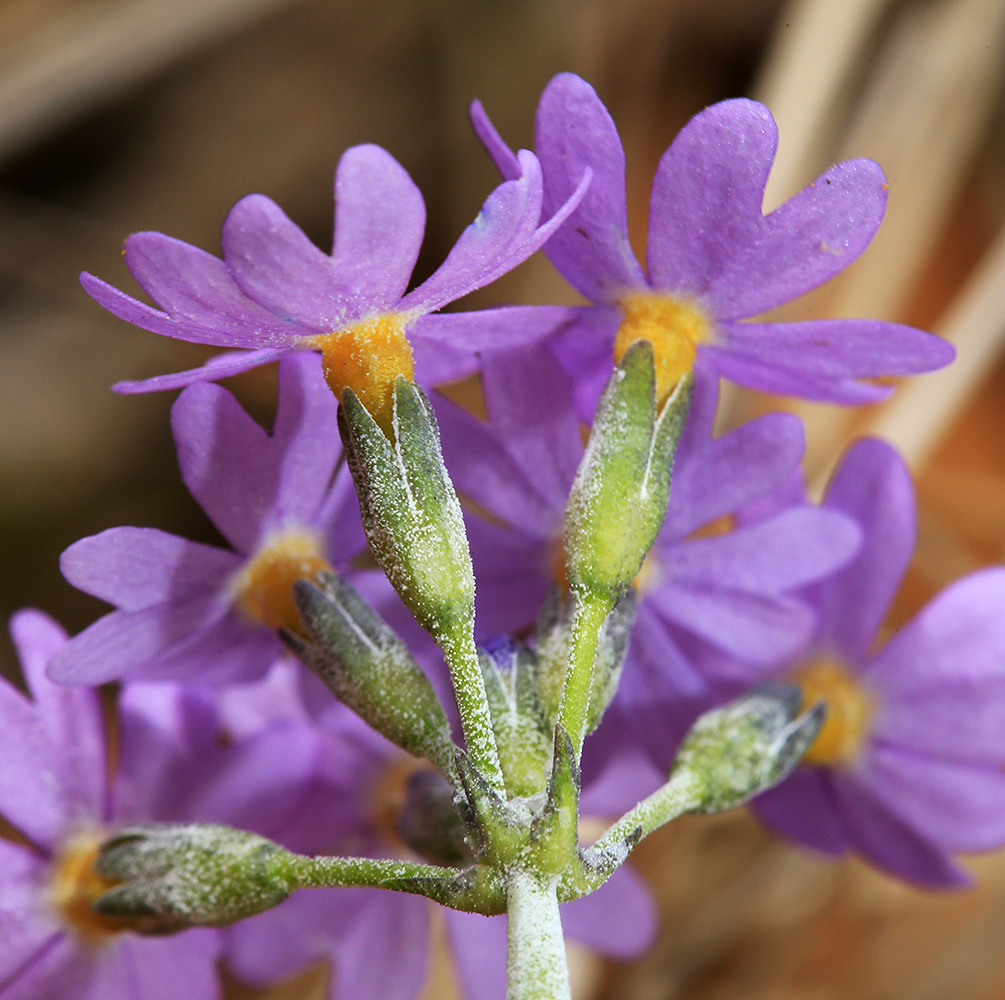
[2,0,1005,997]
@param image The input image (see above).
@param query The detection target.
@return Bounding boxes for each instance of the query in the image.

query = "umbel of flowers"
[4,72,1003,1000]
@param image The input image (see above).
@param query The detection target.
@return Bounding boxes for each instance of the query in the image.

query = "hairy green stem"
[506,869,570,1000]
[592,770,701,854]
[439,623,507,795]
[285,853,458,890]
[558,591,613,760]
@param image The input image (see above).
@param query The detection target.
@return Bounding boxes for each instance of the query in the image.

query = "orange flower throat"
[48,831,129,943]
[614,293,709,406]
[313,312,415,437]
[231,529,332,635]
[792,658,874,765]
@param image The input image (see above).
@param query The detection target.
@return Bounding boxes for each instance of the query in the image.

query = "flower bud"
[93,824,296,934]
[287,571,456,778]
[673,684,825,815]
[478,639,552,796]
[565,342,692,603]
[338,377,475,641]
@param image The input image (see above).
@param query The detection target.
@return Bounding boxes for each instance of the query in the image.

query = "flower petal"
[854,745,1005,853]
[469,99,521,181]
[11,610,106,829]
[666,410,806,539]
[82,255,301,350]
[268,352,344,532]
[707,317,954,403]
[620,603,711,707]
[547,305,621,422]
[662,507,861,595]
[0,842,61,989]
[330,891,429,1000]
[561,863,657,957]
[221,194,347,330]
[123,232,308,344]
[60,528,239,612]
[812,438,915,662]
[751,767,852,855]
[45,598,231,686]
[411,336,480,387]
[401,150,589,314]
[171,379,276,554]
[579,745,665,817]
[648,100,887,319]
[466,518,553,640]
[410,305,580,354]
[0,675,71,846]
[112,348,292,394]
[437,400,561,540]
[95,932,221,1000]
[866,568,1005,698]
[1,933,90,1000]
[831,771,969,887]
[445,910,507,1000]
[649,580,815,664]
[329,144,425,313]
[533,73,647,302]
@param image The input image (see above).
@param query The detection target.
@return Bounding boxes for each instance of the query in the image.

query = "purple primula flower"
[0,610,222,1000]
[433,343,861,760]
[215,662,657,1000]
[48,351,395,686]
[471,73,954,420]
[747,438,1005,887]
[80,142,590,421]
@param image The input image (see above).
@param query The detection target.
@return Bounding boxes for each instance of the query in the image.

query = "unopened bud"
[565,342,692,602]
[93,824,296,934]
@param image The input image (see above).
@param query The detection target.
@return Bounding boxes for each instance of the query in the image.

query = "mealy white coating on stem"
[506,868,571,1000]
[440,623,508,795]
[558,592,612,761]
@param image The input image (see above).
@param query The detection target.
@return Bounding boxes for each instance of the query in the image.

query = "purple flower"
[48,352,392,686]
[81,143,589,433]
[433,344,860,758]
[471,73,954,419]
[0,610,222,1000]
[216,663,658,1000]
[750,439,1005,886]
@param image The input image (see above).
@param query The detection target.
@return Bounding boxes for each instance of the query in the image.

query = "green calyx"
[564,341,693,604]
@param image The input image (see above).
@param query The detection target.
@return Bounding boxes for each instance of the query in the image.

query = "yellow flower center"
[311,312,415,437]
[631,551,661,594]
[231,529,332,635]
[47,830,129,944]
[792,658,874,765]
[614,293,710,406]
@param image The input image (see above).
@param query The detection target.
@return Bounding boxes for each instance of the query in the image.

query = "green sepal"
[564,342,692,603]
[94,824,296,933]
[675,683,825,815]
[557,827,643,902]
[478,642,552,796]
[534,588,637,736]
[285,571,457,780]
[338,378,474,642]
[527,726,580,874]
[454,748,526,866]
[391,863,507,915]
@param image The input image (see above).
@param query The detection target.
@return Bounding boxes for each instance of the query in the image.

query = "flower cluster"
[4,71,1002,1000]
